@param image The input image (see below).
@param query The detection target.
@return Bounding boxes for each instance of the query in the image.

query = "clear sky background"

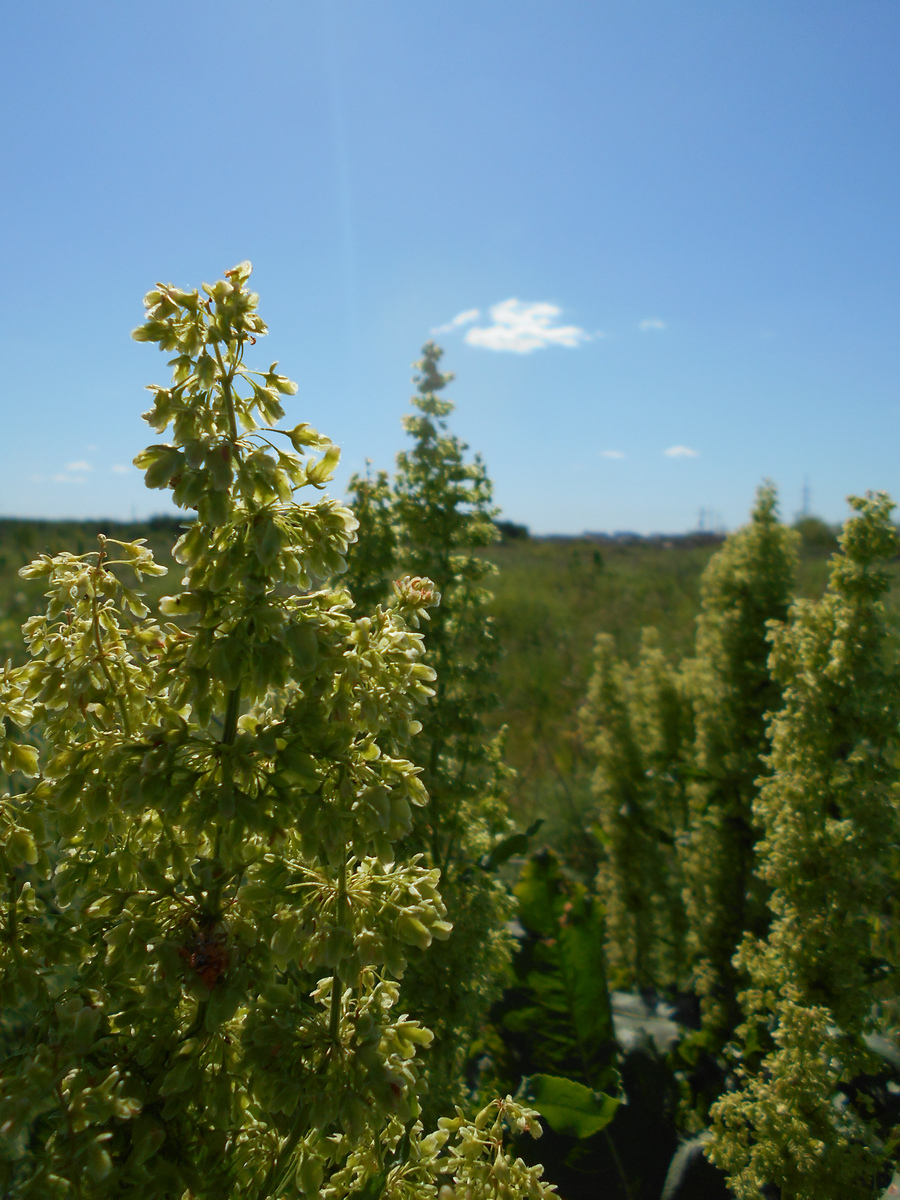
[2,1,899,534]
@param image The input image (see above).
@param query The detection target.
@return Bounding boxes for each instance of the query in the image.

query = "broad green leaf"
[556,894,613,1051]
[500,850,615,1084]
[6,828,38,867]
[286,622,318,673]
[527,1073,620,1138]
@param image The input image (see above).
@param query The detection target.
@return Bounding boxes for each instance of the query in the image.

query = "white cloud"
[664,445,699,458]
[639,318,666,331]
[111,464,130,474]
[464,299,590,354]
[52,473,87,484]
[66,460,93,472]
[600,450,625,459]
[431,308,481,335]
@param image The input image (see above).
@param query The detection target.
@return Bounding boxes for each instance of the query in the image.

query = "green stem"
[211,684,242,904]
[222,685,241,747]
[212,343,240,443]
[180,998,208,1043]
[7,873,18,945]
[329,966,342,1046]
[257,1118,307,1200]
[91,597,132,738]
[87,537,134,736]
[328,960,343,1046]
[604,1129,636,1200]
[329,856,348,1045]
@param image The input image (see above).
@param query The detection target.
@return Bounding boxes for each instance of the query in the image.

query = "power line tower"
[799,477,811,519]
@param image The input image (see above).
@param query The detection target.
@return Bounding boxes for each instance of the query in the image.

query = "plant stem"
[222,685,241,747]
[257,1118,307,1200]
[7,873,18,944]
[212,684,242,897]
[604,1129,636,1200]
[93,614,132,736]
[329,966,342,1047]
[90,553,133,736]
[329,855,348,1045]
[213,343,240,443]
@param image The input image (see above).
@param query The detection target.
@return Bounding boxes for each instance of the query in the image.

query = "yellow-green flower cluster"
[0,266,545,1199]
[681,484,797,1043]
[345,343,516,1123]
[580,628,691,992]
[710,492,900,1200]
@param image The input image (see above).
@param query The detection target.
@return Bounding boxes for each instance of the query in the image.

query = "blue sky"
[2,1,899,534]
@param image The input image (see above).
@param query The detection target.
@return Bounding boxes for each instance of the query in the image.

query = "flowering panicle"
[346,343,516,1122]
[710,492,900,1200]
[0,266,553,1200]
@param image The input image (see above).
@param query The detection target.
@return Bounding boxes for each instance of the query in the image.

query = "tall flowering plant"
[0,265,552,1200]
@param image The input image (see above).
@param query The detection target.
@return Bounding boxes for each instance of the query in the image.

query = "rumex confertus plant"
[0,263,554,1200]
[345,345,517,1123]
[680,483,798,1053]
[710,492,900,1200]
[579,626,692,996]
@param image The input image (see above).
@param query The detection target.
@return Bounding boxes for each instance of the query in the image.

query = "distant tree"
[793,513,839,555]
[494,521,530,542]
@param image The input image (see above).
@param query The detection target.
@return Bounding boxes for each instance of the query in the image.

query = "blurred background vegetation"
[0,508,866,863]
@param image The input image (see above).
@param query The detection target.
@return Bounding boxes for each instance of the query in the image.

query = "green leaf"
[196,353,217,387]
[266,362,299,396]
[86,1141,113,1182]
[131,320,169,343]
[481,818,544,871]
[72,1005,102,1052]
[159,592,204,617]
[6,828,38,867]
[204,986,243,1031]
[201,487,230,527]
[287,421,329,451]
[350,1169,388,1200]
[527,1074,620,1139]
[514,851,563,940]
[159,1056,198,1096]
[285,622,318,674]
[4,741,39,776]
[252,515,283,566]
[503,851,615,1081]
[206,444,233,490]
[307,444,340,487]
[136,444,184,490]
[556,894,613,1051]
[129,1117,165,1167]
[209,633,248,689]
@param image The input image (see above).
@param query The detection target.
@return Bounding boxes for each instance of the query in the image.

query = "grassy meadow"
[481,518,849,868]
[0,511,864,869]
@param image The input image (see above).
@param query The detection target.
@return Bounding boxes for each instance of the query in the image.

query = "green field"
[483,520,855,862]
[0,511,859,858]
